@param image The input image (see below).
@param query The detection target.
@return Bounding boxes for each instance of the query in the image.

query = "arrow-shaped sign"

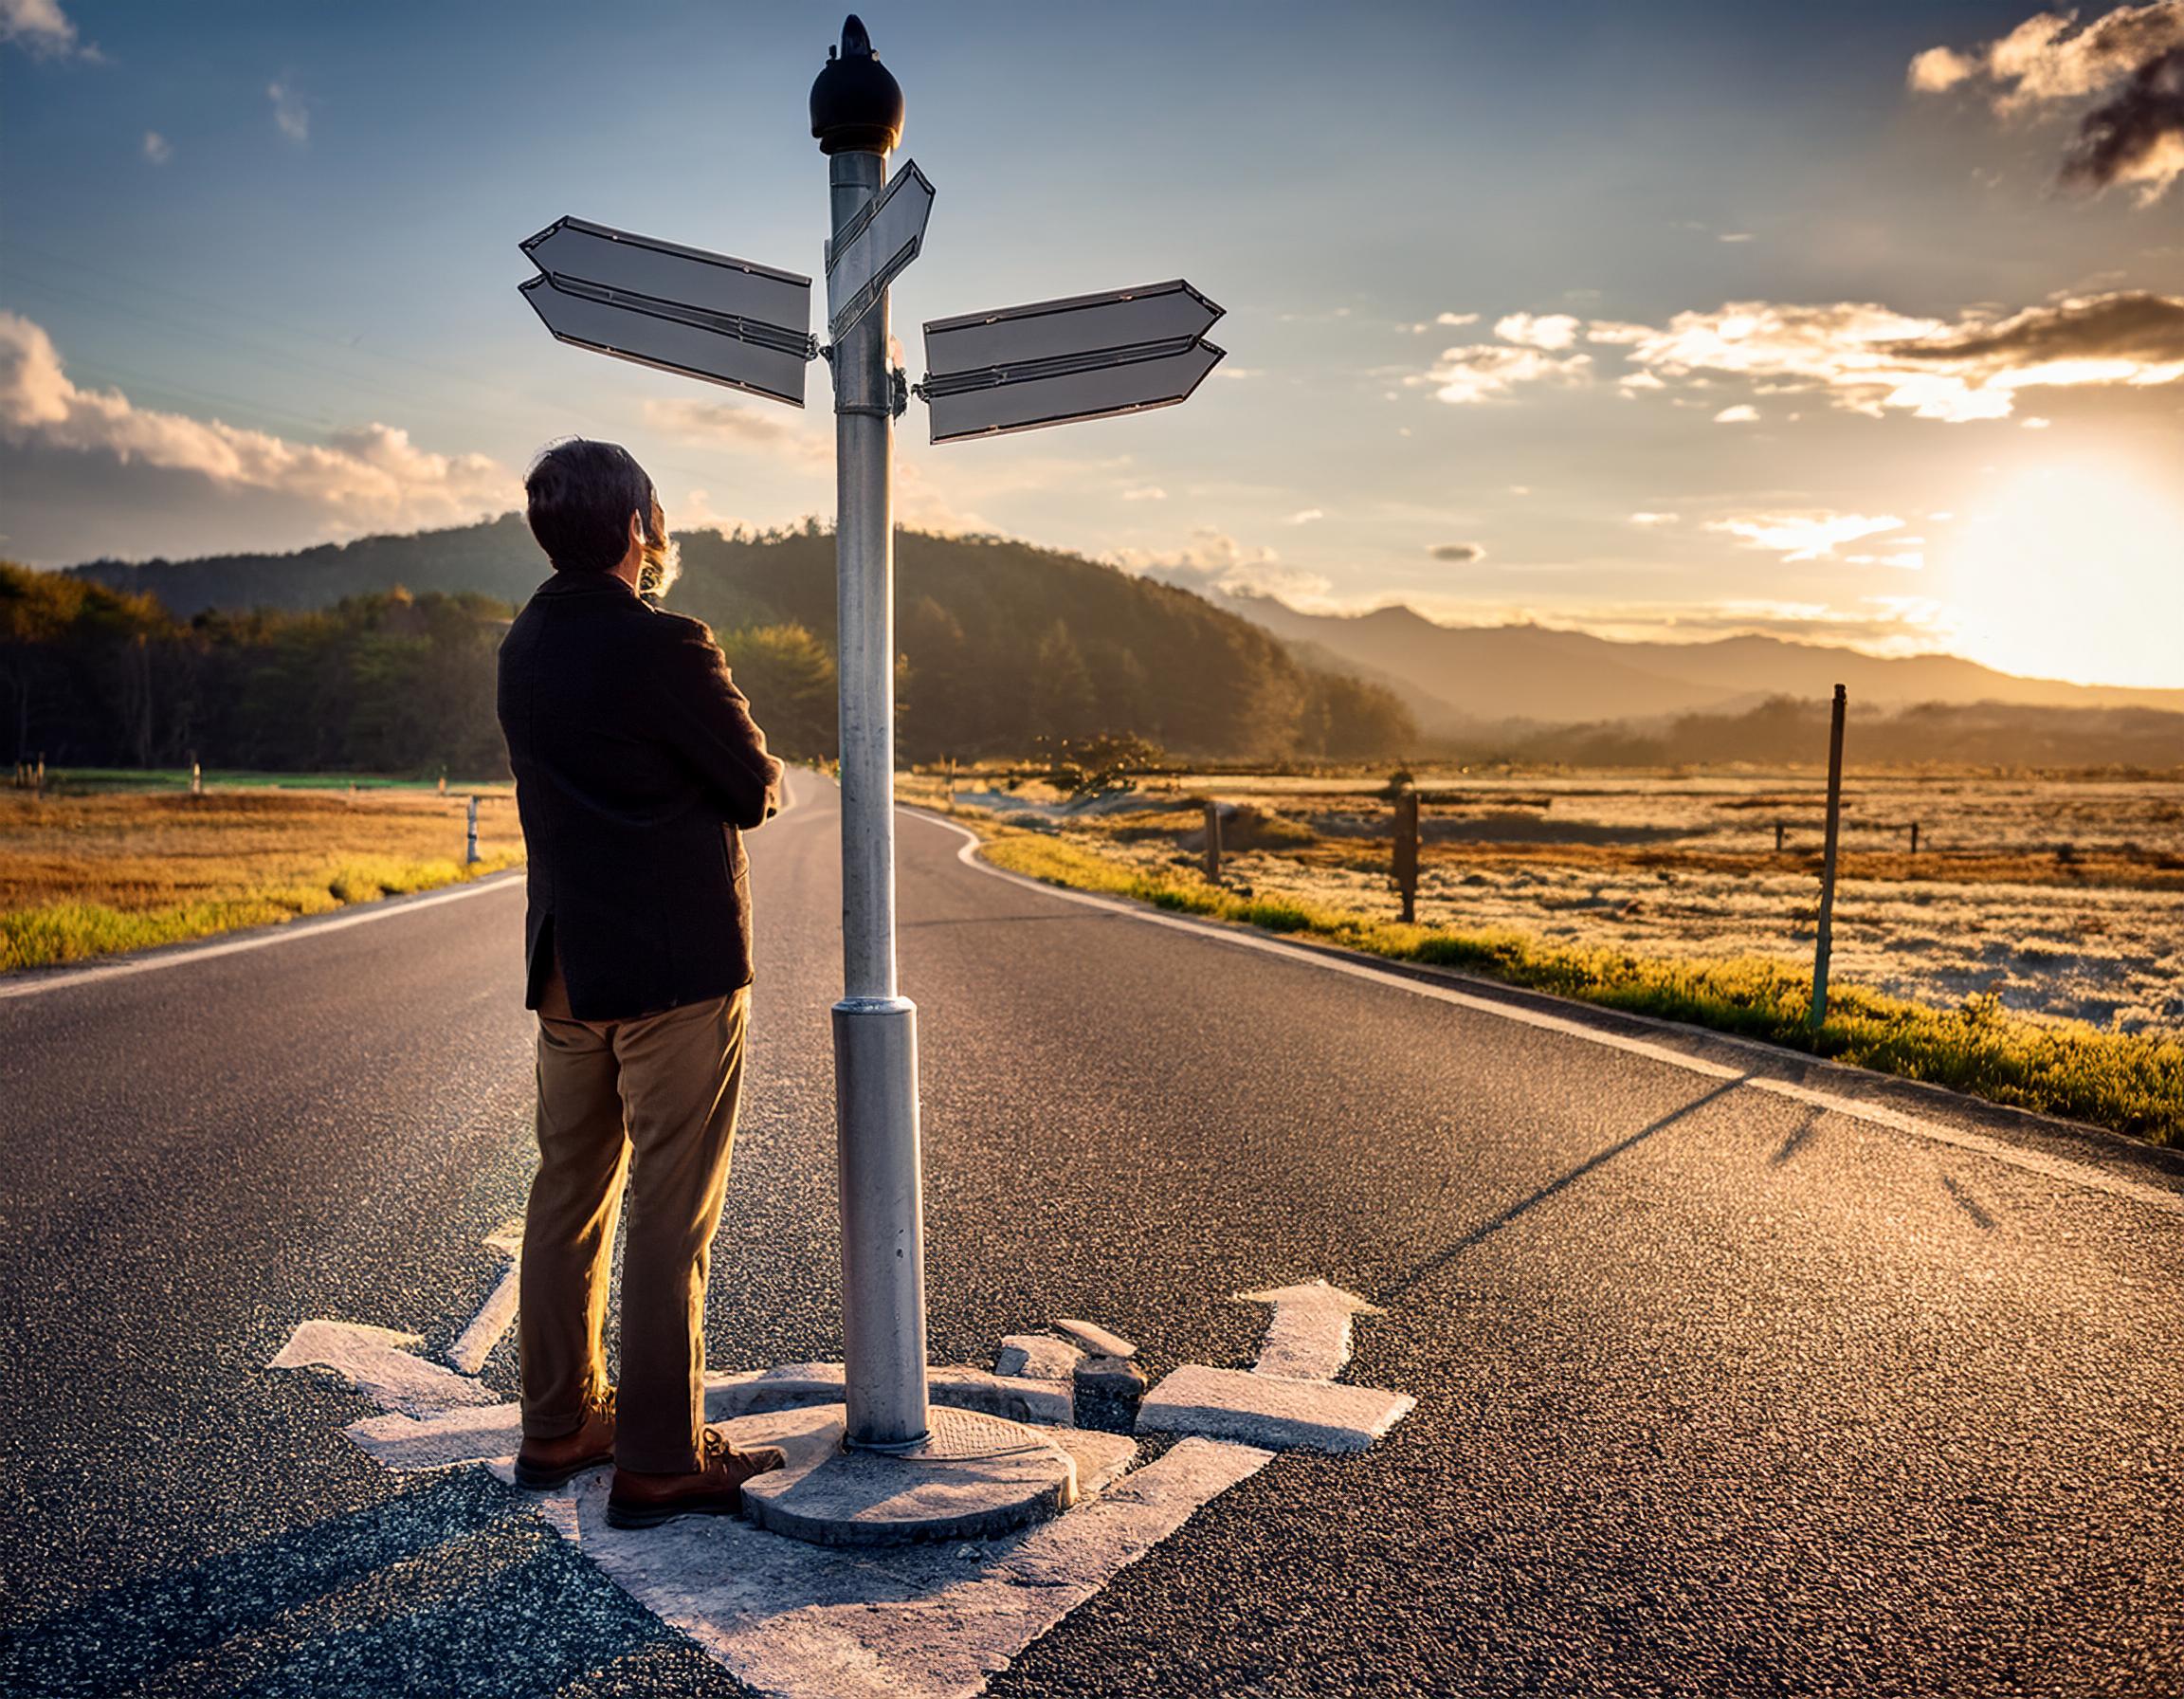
[919,279,1226,443]
[1237,1281,1383,1381]
[519,217,817,406]
[825,159,934,344]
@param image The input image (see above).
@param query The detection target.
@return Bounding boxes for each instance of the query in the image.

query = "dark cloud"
[1429,542,1486,563]
[1885,291,2184,367]
[2065,46,2184,192]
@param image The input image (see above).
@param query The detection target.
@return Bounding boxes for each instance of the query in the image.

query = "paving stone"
[1052,1318,1138,1359]
[741,1403,1077,1547]
[995,1333,1083,1380]
[1135,1364,1415,1452]
[704,1361,1072,1426]
[1075,1353,1149,1398]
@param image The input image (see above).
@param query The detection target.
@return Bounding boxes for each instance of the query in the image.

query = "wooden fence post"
[1393,789,1420,923]
[1202,800,1222,885]
[1810,684,1847,1031]
[1908,821,1920,856]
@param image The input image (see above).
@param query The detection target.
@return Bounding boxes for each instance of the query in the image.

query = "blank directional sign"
[825,160,934,344]
[919,281,1226,443]
[519,217,816,406]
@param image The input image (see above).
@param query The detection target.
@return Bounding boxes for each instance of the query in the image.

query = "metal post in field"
[1809,684,1847,1031]
[191,760,202,796]
[1774,820,1785,853]
[1202,800,1223,885]
[464,795,482,866]
[1393,789,1420,924]
[1909,821,1920,857]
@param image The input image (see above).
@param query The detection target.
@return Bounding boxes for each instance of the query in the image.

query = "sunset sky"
[3,0,2181,685]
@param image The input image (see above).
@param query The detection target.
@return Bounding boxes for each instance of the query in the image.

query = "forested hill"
[20,521,1411,771]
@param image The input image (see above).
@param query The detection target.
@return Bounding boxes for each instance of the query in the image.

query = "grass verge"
[0,789,522,975]
[979,828,2184,1148]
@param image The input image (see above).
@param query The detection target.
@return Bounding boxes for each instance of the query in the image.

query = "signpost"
[921,280,1226,442]
[519,218,817,405]
[826,160,935,344]
[516,12,1228,1533]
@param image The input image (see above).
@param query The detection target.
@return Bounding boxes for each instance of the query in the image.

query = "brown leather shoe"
[606,1429,787,1529]
[514,1390,616,1489]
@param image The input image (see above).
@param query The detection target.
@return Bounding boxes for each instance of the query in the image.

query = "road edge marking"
[0,870,524,1002]
[907,807,2183,1220]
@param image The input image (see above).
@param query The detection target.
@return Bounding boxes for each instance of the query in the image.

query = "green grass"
[982,831,2184,1147]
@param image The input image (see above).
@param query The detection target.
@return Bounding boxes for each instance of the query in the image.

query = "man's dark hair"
[524,438,664,574]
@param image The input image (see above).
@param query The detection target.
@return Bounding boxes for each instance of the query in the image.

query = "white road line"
[445,1226,523,1376]
[0,870,524,1002]
[909,808,2184,1220]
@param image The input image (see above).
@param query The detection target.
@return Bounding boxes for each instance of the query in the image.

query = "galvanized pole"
[817,19,928,1453]
[1809,684,1847,1031]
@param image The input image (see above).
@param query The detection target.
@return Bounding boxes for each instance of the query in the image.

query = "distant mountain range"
[46,521,2182,767]
[1214,593,2184,733]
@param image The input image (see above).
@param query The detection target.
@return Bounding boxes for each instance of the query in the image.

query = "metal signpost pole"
[815,20,929,1454]
[516,15,1225,1528]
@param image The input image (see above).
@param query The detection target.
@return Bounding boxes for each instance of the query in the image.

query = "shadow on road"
[1379,1075,1751,1304]
[0,1471,680,1697]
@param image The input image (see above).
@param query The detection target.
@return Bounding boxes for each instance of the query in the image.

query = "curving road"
[2,770,2180,1697]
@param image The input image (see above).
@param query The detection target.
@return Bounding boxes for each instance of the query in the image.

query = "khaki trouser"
[519,959,749,1473]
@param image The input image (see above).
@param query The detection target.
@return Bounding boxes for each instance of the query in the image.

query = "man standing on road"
[495,438,786,1529]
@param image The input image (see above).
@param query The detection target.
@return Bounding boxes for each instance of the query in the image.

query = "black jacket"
[497,572,784,1020]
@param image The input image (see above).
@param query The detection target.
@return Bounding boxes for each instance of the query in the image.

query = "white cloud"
[0,310,509,538]
[1435,311,1480,326]
[268,79,310,143]
[1,0,96,59]
[1120,485,1167,502]
[1110,527,1330,602]
[1713,403,1760,423]
[1416,342,1592,404]
[1717,231,1756,243]
[1628,510,1681,526]
[1283,507,1324,525]
[678,488,743,534]
[1611,291,2184,422]
[1494,312,1583,350]
[1704,511,1906,561]
[1911,5,2184,202]
[142,131,172,166]
[1917,5,2184,108]
[643,396,829,466]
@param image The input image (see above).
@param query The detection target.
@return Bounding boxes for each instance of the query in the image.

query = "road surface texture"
[3,771,2179,1697]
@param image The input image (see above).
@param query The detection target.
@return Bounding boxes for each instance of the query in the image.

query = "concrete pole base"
[742,1403,1078,1547]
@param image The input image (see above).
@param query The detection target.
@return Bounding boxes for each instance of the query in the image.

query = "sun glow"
[1936,464,2184,689]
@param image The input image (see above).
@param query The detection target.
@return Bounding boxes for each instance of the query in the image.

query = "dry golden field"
[0,784,522,973]
[924,767,2184,1037]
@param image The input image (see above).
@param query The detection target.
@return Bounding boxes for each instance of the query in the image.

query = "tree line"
[10,523,1418,774]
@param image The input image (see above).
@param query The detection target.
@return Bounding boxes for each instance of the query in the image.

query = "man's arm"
[646,615,785,829]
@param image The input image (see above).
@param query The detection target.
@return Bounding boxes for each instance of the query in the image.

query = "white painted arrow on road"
[1138,1276,1413,1453]
[1237,1280,1383,1381]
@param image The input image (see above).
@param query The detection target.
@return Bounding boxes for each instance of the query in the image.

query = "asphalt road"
[3,771,2180,1697]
